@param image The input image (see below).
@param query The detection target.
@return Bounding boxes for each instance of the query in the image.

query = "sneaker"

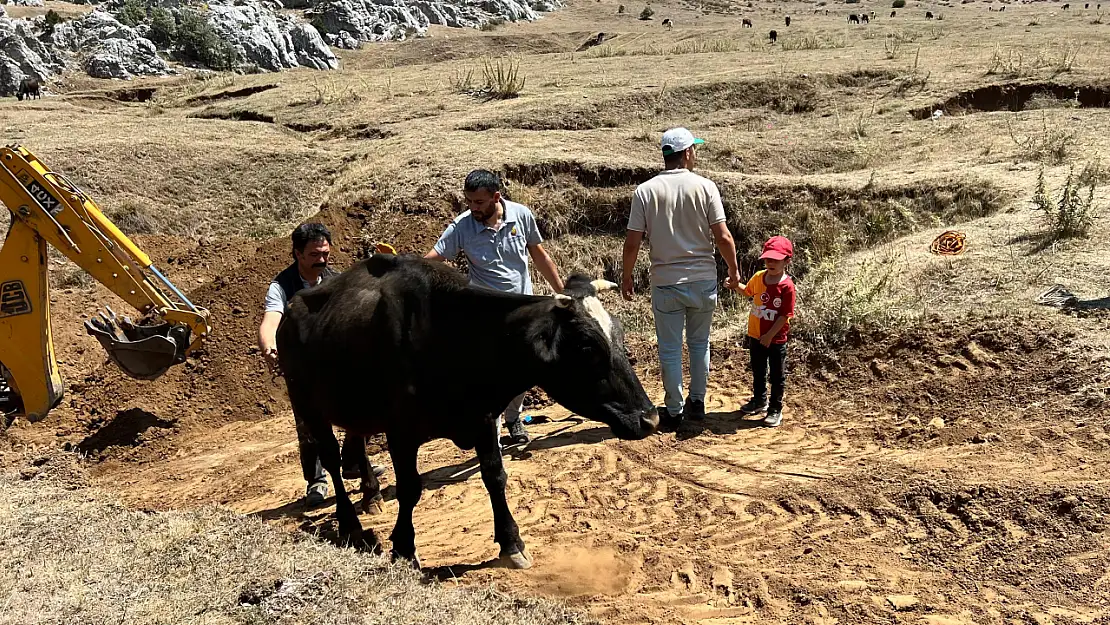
[305,481,328,508]
[739,397,768,416]
[683,399,706,421]
[762,410,783,428]
[507,420,531,444]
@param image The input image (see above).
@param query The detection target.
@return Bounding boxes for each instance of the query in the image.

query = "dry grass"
[0,451,589,625]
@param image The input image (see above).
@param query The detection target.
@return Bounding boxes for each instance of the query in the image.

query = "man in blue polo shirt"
[425,169,565,444]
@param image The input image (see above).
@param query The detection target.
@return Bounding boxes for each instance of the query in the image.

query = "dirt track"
[15,218,1110,624]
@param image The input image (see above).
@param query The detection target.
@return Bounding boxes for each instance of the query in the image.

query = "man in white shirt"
[622,128,740,428]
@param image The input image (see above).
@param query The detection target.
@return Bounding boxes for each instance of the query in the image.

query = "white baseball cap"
[660,127,705,156]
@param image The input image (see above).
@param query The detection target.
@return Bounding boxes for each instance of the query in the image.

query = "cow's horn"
[553,293,574,308]
[591,279,618,293]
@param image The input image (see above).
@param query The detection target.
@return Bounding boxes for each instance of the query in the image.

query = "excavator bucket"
[84,307,191,381]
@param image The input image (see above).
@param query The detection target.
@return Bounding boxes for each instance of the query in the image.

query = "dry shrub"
[104,200,163,235]
[1007,111,1078,165]
[793,248,911,350]
[1032,166,1100,239]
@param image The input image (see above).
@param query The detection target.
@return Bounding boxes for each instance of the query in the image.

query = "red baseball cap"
[760,235,793,260]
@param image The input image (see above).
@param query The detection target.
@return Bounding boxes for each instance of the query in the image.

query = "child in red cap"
[738,235,796,427]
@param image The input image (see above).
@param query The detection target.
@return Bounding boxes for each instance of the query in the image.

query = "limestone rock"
[205,0,338,71]
[310,0,564,46]
[50,11,170,79]
[0,17,66,96]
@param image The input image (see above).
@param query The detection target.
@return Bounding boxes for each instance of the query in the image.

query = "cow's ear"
[553,293,575,308]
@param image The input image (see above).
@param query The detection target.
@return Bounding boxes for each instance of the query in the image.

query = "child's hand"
[759,334,774,348]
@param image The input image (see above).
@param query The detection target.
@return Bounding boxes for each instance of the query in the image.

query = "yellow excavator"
[0,144,212,425]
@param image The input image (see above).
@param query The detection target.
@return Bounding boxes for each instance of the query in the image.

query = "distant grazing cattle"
[848,13,860,22]
[814,8,820,13]
[926,10,935,17]
[999,5,1005,9]
[826,9,829,13]
[861,13,870,22]
[662,18,673,27]
[891,9,897,16]
[769,29,778,42]
[1062,3,1069,7]
[742,17,753,26]
[278,257,659,567]
[785,15,791,25]
[870,10,876,16]
[1086,3,1090,8]
[16,77,41,102]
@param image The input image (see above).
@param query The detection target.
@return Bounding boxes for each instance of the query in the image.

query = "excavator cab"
[0,144,211,424]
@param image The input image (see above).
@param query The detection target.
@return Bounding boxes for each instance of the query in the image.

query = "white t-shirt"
[264,274,321,314]
[627,169,727,287]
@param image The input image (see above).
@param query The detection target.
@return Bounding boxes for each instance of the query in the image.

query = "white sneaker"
[762,410,783,428]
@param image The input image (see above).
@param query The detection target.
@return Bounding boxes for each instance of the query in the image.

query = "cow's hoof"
[497,549,533,570]
[361,494,384,515]
[391,549,421,570]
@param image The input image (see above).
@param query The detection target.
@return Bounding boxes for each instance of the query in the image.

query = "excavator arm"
[0,144,211,423]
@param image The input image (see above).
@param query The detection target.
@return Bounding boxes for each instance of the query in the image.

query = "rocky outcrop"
[204,0,338,70]
[310,0,564,48]
[0,17,66,96]
[9,0,46,7]
[51,11,171,79]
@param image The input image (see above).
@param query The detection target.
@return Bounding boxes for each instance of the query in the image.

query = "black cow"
[16,77,41,101]
[926,10,935,17]
[848,13,860,22]
[662,18,673,27]
[742,17,753,26]
[769,29,778,42]
[861,13,870,22]
[1000,5,1005,9]
[277,255,658,568]
[785,15,791,25]
[1063,3,1070,8]
[891,9,897,16]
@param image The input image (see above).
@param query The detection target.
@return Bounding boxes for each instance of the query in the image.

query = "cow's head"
[531,274,658,440]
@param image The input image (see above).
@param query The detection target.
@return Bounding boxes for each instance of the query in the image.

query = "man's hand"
[263,347,282,376]
[622,230,644,302]
[759,333,774,348]
[725,268,742,292]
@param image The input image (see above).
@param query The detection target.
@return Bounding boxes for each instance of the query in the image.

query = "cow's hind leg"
[475,419,531,569]
[342,434,383,515]
[387,436,423,568]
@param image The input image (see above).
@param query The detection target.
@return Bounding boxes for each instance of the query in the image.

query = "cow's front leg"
[387,436,423,568]
[475,419,532,569]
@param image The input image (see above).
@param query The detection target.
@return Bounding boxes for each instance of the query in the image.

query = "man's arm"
[622,230,645,301]
[425,222,459,262]
[711,222,741,291]
[528,243,564,294]
[258,310,283,374]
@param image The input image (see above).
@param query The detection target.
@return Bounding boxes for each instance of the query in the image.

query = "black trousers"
[748,337,788,413]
